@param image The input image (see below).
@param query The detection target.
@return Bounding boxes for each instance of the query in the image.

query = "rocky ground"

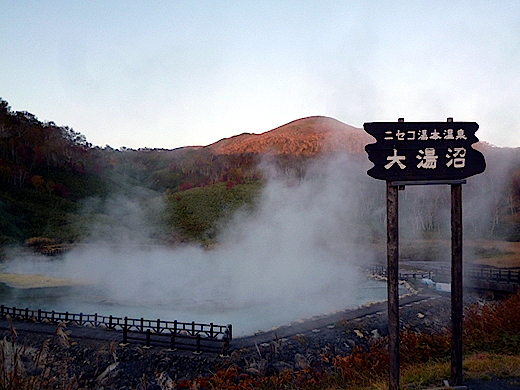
[1,279,485,389]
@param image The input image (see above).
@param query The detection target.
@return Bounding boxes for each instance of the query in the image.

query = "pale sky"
[2,0,519,149]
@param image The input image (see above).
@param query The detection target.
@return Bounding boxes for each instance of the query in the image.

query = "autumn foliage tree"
[0,98,98,198]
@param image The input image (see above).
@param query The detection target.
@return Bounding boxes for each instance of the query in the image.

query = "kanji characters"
[446,147,466,168]
[418,129,429,141]
[385,149,406,170]
[380,127,470,142]
[364,121,485,181]
[444,128,455,140]
[416,148,438,169]
[455,129,467,140]
[383,146,467,171]
[430,129,442,140]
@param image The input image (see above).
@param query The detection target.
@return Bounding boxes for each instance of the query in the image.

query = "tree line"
[1,97,519,248]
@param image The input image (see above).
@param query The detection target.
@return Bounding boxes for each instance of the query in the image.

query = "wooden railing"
[466,267,520,284]
[370,265,520,293]
[370,265,437,281]
[0,305,232,355]
[121,326,232,355]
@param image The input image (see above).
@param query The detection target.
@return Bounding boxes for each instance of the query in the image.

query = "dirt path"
[231,293,436,349]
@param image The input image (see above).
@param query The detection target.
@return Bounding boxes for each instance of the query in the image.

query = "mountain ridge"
[205,116,373,156]
[201,116,504,158]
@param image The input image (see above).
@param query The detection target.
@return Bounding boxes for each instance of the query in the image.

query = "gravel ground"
[1,282,516,389]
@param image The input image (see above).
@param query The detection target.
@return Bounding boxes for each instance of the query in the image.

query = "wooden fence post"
[194,334,201,354]
[170,333,176,351]
[221,327,231,357]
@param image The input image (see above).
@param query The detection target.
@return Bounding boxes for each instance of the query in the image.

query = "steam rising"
[3,145,517,335]
[4,154,383,335]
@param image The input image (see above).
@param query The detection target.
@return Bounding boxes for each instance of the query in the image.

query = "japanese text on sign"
[364,121,486,181]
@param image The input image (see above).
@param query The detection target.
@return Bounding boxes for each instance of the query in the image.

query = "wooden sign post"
[451,182,463,385]
[386,181,400,389]
[364,118,486,389]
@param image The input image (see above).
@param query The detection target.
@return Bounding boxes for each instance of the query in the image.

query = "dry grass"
[397,238,520,268]
[0,273,84,289]
[362,353,520,390]
[463,353,520,380]
[466,239,520,268]
[357,360,450,390]
[0,320,80,390]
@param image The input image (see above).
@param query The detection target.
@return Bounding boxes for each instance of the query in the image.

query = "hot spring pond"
[0,275,407,337]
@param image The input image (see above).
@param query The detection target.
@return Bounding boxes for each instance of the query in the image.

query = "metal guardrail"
[0,305,232,354]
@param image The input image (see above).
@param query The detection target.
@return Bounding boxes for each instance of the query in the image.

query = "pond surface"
[0,277,406,337]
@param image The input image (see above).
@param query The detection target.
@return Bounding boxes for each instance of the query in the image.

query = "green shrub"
[165,181,262,242]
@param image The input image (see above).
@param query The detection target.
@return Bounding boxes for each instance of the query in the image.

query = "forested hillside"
[0,99,110,246]
[1,97,520,254]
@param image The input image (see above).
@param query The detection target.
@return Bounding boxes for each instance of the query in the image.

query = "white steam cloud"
[5,145,516,335]
[5,154,385,336]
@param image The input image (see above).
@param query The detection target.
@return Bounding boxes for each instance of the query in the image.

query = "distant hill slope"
[205,116,373,156]
[2,94,519,248]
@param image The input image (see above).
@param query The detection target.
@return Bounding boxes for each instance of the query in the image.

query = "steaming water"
[2,155,402,336]
[0,272,404,337]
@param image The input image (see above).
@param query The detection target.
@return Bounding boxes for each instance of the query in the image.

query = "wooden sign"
[364,121,486,181]
[364,118,487,389]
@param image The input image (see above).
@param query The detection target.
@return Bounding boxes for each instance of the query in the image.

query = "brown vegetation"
[206,116,372,156]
